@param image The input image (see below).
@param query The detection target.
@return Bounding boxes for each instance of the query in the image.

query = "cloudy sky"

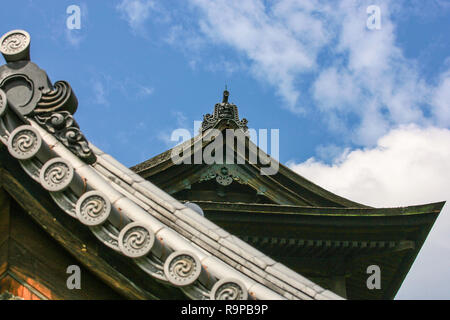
[1,0,449,299]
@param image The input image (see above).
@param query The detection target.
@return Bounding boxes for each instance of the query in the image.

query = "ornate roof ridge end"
[0,29,343,300]
[201,89,248,133]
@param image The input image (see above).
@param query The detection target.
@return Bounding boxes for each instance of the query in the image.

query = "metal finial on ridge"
[201,87,248,132]
[222,88,229,103]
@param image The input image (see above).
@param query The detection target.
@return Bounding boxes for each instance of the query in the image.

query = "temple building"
[0,30,444,300]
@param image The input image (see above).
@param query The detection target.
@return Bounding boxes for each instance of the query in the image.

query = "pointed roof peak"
[201,88,248,132]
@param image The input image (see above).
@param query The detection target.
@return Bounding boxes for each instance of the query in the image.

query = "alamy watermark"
[366,265,381,289]
[66,265,81,290]
[170,121,279,175]
[366,5,381,30]
[66,5,81,30]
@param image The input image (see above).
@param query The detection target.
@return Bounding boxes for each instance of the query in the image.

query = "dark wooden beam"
[0,186,10,277]
[328,275,347,299]
[6,197,124,300]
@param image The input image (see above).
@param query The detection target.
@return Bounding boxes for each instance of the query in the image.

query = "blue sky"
[1,0,449,299]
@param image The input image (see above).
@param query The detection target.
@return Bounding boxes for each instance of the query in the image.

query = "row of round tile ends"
[4,123,248,300]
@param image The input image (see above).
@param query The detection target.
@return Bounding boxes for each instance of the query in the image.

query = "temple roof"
[130,90,445,299]
[0,29,343,300]
[132,92,367,208]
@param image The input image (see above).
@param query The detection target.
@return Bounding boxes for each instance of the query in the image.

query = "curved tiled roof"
[0,29,343,300]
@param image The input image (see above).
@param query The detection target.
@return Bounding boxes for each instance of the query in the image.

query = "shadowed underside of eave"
[199,200,442,300]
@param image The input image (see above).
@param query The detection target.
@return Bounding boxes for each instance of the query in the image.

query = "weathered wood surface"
[6,198,124,299]
[0,274,42,300]
[0,241,7,277]
[0,188,9,252]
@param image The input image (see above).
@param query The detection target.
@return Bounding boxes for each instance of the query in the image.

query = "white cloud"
[171,111,188,128]
[185,0,450,146]
[90,73,153,104]
[156,111,192,147]
[312,67,361,112]
[156,131,171,145]
[432,69,450,127]
[137,85,154,97]
[315,144,349,163]
[116,0,155,33]
[311,1,435,145]
[288,125,450,299]
[190,0,330,113]
[65,29,84,47]
[92,80,109,106]
[205,58,244,77]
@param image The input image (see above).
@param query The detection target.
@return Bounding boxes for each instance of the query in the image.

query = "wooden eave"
[194,200,444,217]
[129,120,446,299]
[195,200,443,299]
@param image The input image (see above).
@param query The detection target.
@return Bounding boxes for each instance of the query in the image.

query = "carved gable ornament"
[201,90,248,132]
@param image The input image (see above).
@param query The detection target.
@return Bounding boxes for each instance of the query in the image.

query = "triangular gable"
[132,120,367,208]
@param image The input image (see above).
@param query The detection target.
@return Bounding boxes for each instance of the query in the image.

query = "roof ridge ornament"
[0,29,95,164]
[201,89,248,133]
[34,111,96,164]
